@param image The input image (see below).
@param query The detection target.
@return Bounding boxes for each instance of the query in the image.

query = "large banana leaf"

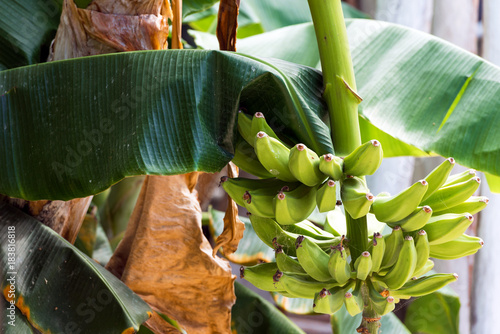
[0,50,332,200]
[0,201,151,332]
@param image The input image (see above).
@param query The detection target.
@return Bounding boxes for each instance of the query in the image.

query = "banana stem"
[359,283,381,334]
[307,1,378,332]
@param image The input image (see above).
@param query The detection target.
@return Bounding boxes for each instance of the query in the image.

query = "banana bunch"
[225,113,487,315]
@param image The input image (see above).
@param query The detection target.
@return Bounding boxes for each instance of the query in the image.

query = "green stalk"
[307,1,378,333]
[359,282,381,334]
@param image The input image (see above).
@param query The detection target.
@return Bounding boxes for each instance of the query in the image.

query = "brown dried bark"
[216,0,240,51]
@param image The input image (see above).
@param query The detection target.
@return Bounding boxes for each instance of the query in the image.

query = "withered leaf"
[216,0,240,51]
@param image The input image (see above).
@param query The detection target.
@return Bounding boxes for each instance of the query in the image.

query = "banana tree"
[1,0,499,333]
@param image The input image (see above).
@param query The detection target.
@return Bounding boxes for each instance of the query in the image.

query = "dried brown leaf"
[48,0,171,61]
[170,0,183,49]
[213,162,245,257]
[216,0,240,51]
[144,311,183,334]
[107,175,235,333]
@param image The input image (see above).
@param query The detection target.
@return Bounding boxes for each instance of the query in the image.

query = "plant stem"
[359,283,381,334]
[307,1,379,333]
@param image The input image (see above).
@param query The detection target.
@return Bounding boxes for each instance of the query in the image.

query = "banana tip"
[366,193,374,201]
[479,239,485,246]
[296,143,306,151]
[466,214,474,222]
[255,112,265,118]
[327,180,336,187]
[475,177,481,184]
[423,206,432,213]
[362,251,370,257]
[336,200,343,206]
[323,153,334,162]
[277,192,286,200]
[453,273,459,280]
[256,131,267,138]
[345,292,353,299]
[371,140,381,147]
[447,157,456,164]
[419,179,428,186]
[393,226,402,231]
[405,235,413,241]
[469,169,476,175]
[418,230,427,236]
[481,197,489,204]
[387,296,395,303]
[319,288,331,298]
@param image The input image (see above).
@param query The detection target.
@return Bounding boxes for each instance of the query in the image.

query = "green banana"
[380,226,404,270]
[280,272,341,299]
[378,235,417,289]
[423,213,474,245]
[433,196,489,215]
[313,285,350,315]
[282,220,336,240]
[237,111,254,145]
[367,280,396,316]
[421,157,456,201]
[443,169,476,187]
[344,291,363,316]
[328,245,351,285]
[429,234,484,260]
[413,259,434,278]
[275,245,306,273]
[249,215,340,256]
[341,176,374,219]
[343,140,383,176]
[254,131,298,182]
[288,143,326,186]
[240,263,284,292]
[319,154,344,180]
[231,136,274,178]
[371,180,429,223]
[387,206,433,232]
[354,251,373,281]
[296,236,332,282]
[413,230,430,277]
[274,184,318,225]
[251,112,281,144]
[369,232,385,273]
[221,177,290,207]
[390,273,458,299]
[316,179,337,213]
[243,186,282,218]
[421,177,481,212]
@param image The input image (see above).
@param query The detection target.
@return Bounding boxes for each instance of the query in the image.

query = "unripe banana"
[275,245,306,274]
[296,236,332,282]
[316,179,337,213]
[433,196,489,216]
[371,180,429,223]
[240,263,284,292]
[389,273,458,299]
[221,176,290,207]
[423,213,474,245]
[319,154,344,181]
[274,184,318,225]
[249,215,340,257]
[243,187,282,218]
[328,245,351,285]
[429,234,484,260]
[343,140,383,176]
[413,259,434,278]
[354,251,373,281]
[369,232,385,273]
[344,291,363,316]
[413,230,430,277]
[237,111,254,145]
[288,143,326,186]
[421,157,456,201]
[313,285,351,315]
[251,112,282,144]
[367,280,396,316]
[380,226,404,270]
[378,236,417,290]
[341,176,374,219]
[232,136,274,178]
[282,221,336,240]
[254,132,297,182]
[387,206,432,232]
[443,169,476,187]
[421,177,481,212]
[280,272,340,299]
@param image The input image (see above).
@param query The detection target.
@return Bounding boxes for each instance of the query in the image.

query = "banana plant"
[0,0,497,333]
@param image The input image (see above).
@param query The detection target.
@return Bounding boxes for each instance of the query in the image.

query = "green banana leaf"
[486,173,500,193]
[232,281,306,334]
[92,221,114,265]
[404,290,460,334]
[0,201,151,332]
[331,305,410,334]
[0,50,332,200]
[209,209,275,265]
